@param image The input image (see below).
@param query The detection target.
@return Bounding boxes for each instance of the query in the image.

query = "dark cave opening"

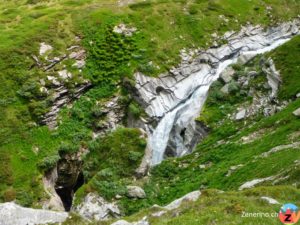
[55,172,84,212]
[180,128,186,141]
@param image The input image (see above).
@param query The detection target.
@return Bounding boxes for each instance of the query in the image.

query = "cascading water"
[150,71,212,165]
[134,20,300,167]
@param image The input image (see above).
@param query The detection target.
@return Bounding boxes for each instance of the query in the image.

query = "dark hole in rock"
[180,128,186,141]
[156,86,165,94]
[55,171,84,212]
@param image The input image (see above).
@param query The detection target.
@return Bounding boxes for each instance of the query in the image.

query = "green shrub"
[97,168,114,179]
[232,63,243,71]
[37,155,60,172]
[91,105,103,118]
[189,4,199,15]
[58,142,80,155]
[0,151,13,185]
[17,191,34,207]
[17,79,46,100]
[91,180,127,199]
[83,25,137,85]
[128,151,143,162]
[82,128,146,200]
[207,80,225,104]
[207,1,223,12]
[3,188,16,202]
[128,102,142,119]
[28,100,48,120]
[129,1,152,10]
[228,81,240,94]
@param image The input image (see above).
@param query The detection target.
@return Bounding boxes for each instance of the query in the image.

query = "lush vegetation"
[269,35,300,100]
[75,127,146,201]
[109,37,300,215]
[63,186,300,224]
[0,1,299,224]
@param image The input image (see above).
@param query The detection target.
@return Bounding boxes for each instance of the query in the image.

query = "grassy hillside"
[0,0,299,218]
[110,36,300,215]
[63,186,300,224]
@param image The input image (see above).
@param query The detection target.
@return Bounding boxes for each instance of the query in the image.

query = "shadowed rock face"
[133,19,300,168]
[55,153,84,211]
[43,148,87,212]
[165,121,209,157]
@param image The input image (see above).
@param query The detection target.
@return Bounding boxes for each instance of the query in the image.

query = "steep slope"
[0,0,299,225]
[111,35,300,217]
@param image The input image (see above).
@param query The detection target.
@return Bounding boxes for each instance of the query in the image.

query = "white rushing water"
[149,37,293,165]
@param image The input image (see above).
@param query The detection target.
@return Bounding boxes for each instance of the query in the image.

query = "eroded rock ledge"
[31,41,92,129]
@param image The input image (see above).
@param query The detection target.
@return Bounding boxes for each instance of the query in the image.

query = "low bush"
[3,187,16,202]
[128,102,142,119]
[58,142,80,155]
[37,155,60,172]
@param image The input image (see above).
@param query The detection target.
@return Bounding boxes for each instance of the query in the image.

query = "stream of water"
[149,37,293,165]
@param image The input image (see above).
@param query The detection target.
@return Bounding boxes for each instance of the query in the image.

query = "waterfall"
[134,20,300,166]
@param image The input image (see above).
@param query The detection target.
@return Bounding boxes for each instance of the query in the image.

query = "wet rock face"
[132,19,300,167]
[165,121,209,157]
[135,20,299,119]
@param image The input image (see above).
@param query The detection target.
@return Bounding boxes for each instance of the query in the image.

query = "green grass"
[74,127,146,203]
[115,39,300,215]
[0,0,299,211]
[143,186,300,225]
[63,185,300,225]
[269,35,300,100]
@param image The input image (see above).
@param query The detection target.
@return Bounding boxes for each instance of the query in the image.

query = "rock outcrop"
[55,148,88,211]
[133,19,300,168]
[293,108,300,117]
[113,24,137,36]
[34,41,92,129]
[39,42,53,56]
[235,108,246,121]
[162,190,201,210]
[226,164,244,177]
[92,95,125,138]
[75,193,120,221]
[42,167,65,211]
[111,190,201,225]
[41,81,91,129]
[0,202,68,225]
[261,196,280,205]
[111,217,149,225]
[239,176,275,190]
[43,147,88,212]
[126,186,146,199]
[262,58,281,98]
[259,142,300,158]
